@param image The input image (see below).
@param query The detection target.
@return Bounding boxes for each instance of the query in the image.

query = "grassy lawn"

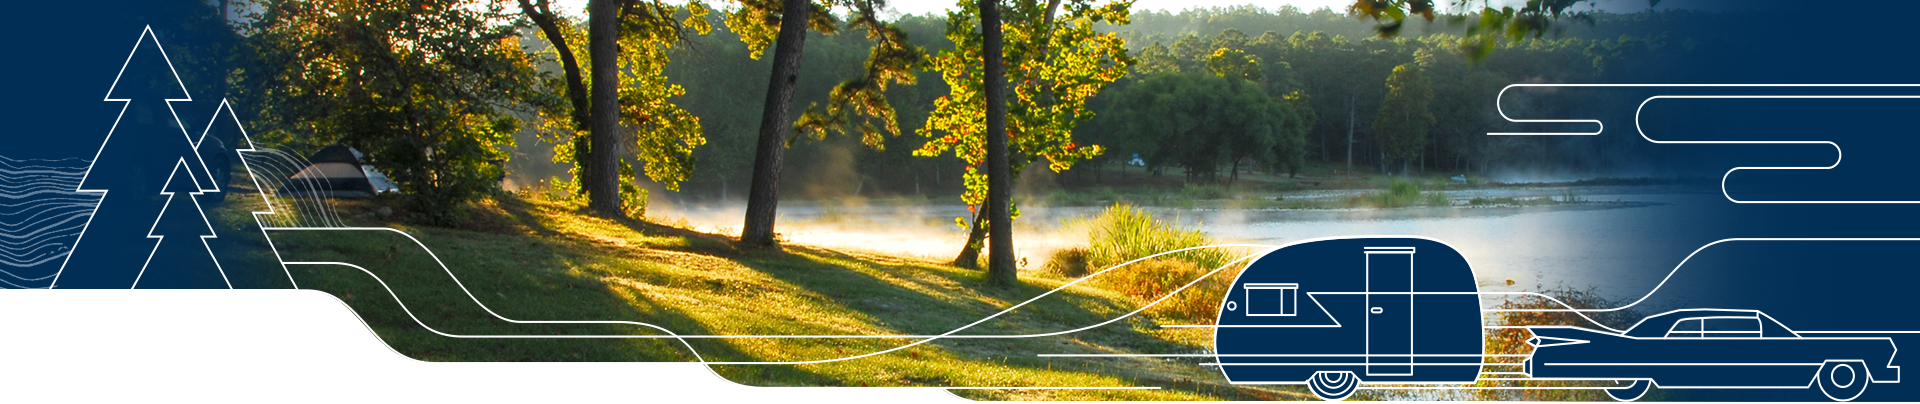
[205,181,1312,400]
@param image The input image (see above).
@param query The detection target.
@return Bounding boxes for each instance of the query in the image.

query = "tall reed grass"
[1049,204,1247,323]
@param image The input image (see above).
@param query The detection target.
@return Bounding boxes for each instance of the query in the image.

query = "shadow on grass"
[257,193,1310,398]
[269,228,753,364]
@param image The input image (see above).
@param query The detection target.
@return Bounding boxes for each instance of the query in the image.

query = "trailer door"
[1365,247,1415,376]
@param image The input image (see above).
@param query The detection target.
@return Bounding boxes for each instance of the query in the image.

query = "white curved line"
[267,225,1273,364]
[1490,84,1602,136]
[1632,95,1873,204]
[1493,84,1920,203]
[284,261,708,363]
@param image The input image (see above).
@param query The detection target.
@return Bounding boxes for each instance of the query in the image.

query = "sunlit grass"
[208,187,1297,400]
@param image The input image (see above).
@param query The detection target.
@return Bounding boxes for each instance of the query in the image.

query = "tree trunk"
[739,0,813,247]
[518,1,598,200]
[950,205,987,268]
[1345,93,1355,175]
[519,0,590,132]
[1228,159,1240,187]
[584,0,623,217]
[981,0,1016,285]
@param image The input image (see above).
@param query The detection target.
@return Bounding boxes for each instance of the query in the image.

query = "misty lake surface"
[662,186,1730,305]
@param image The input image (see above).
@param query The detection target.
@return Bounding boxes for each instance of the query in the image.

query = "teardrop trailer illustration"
[1213,237,1484,400]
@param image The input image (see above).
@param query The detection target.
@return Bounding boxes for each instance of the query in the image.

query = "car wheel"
[1817,360,1868,401]
[1605,379,1650,402]
[1306,371,1357,401]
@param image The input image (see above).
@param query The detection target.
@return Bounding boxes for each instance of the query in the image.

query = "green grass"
[1345,179,1453,208]
[203,178,1308,400]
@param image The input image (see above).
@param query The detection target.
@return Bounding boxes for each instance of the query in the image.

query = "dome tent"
[276,145,399,198]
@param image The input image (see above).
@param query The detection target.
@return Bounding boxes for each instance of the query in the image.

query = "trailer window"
[1243,283,1298,316]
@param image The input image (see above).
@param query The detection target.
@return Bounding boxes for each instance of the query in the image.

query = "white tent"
[277,145,399,198]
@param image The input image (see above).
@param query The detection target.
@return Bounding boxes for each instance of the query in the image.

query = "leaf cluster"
[916,0,1132,208]
[1348,0,1627,60]
[518,0,713,194]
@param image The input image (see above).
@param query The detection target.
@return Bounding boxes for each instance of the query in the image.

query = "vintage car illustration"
[1523,309,1900,401]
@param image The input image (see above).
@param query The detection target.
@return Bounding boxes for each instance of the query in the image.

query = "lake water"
[654,186,1729,305]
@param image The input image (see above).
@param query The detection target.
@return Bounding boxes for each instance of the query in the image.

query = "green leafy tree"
[1106,72,1302,186]
[1167,33,1208,73]
[239,0,550,224]
[1373,63,1433,175]
[1133,41,1180,75]
[518,0,711,217]
[1276,90,1314,177]
[1204,47,1261,83]
[916,0,1132,274]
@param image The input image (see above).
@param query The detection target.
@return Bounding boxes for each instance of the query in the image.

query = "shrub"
[1082,204,1234,271]
[1096,258,1232,323]
[1069,204,1246,324]
[1044,248,1092,278]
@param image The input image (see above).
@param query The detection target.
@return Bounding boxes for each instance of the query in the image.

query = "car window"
[1704,317,1762,338]
[1666,318,1703,338]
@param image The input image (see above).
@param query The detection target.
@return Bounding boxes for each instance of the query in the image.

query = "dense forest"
[484,5,1735,204]
[222,1,1740,219]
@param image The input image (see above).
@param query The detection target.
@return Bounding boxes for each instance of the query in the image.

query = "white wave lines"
[239,148,347,228]
[0,156,97,288]
[264,226,1273,366]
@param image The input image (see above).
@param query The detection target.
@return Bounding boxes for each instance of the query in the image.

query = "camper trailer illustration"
[1213,237,1483,400]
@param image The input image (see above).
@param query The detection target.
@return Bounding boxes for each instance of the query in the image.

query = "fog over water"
[650,186,1723,306]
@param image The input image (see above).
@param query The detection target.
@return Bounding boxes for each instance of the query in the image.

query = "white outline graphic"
[1521,309,1899,401]
[54,25,222,288]
[1492,84,1920,204]
[130,158,232,289]
[0,156,93,288]
[252,224,1280,366]
[217,98,304,289]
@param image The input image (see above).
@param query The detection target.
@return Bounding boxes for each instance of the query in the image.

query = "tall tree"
[586,0,623,215]
[1276,90,1314,177]
[736,0,817,247]
[735,0,923,247]
[1373,63,1433,175]
[979,0,1014,283]
[917,0,1131,275]
[518,0,710,218]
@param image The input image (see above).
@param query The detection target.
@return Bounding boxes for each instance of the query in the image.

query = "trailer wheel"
[1307,371,1357,401]
[1818,360,1868,402]
[1605,379,1649,401]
